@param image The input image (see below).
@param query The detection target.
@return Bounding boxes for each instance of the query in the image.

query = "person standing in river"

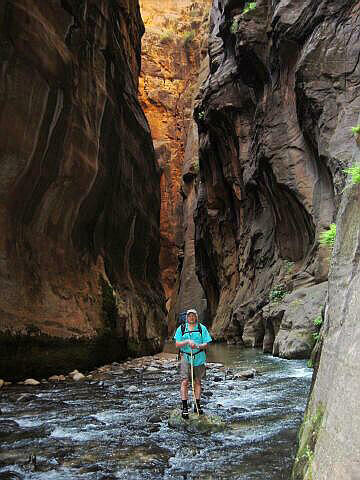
[174,309,212,418]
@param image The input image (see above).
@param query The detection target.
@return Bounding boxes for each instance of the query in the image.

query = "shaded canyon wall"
[292,118,360,478]
[0,0,166,379]
[193,0,359,360]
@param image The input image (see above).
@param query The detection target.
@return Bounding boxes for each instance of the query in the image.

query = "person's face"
[187,313,197,324]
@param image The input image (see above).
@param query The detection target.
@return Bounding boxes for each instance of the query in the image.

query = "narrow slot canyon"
[0,1,359,479]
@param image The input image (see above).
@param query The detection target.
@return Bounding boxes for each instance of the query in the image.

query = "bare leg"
[194,379,201,400]
[181,379,189,400]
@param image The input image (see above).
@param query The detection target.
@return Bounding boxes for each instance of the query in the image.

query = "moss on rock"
[168,409,226,434]
[292,402,325,480]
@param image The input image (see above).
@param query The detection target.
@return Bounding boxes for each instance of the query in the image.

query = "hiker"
[174,308,212,418]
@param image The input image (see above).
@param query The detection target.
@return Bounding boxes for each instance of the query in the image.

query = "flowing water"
[0,344,312,480]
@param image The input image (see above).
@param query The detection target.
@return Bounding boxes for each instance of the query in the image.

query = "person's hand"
[188,340,197,349]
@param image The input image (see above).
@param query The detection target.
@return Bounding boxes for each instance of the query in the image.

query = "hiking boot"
[194,403,204,415]
[181,406,189,419]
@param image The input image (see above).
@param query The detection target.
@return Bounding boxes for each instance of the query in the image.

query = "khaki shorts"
[179,355,206,381]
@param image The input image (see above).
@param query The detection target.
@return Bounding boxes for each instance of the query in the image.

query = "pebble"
[24,379,40,386]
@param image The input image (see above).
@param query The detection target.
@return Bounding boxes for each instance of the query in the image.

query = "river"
[0,344,312,479]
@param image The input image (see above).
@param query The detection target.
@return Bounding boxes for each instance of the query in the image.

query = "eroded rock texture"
[292,128,360,478]
[0,0,166,379]
[139,0,211,310]
[194,0,360,358]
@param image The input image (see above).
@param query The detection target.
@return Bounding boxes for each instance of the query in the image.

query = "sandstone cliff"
[292,123,360,478]
[0,0,166,379]
[194,0,359,359]
[139,0,211,312]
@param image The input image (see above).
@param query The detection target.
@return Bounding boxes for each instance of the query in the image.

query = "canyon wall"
[194,0,359,359]
[139,0,210,317]
[0,0,166,379]
[292,165,360,474]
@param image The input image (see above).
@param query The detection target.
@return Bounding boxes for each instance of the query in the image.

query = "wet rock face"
[194,0,360,354]
[293,138,360,476]
[0,0,166,378]
[139,0,211,308]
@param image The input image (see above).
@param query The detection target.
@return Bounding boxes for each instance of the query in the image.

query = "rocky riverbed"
[0,345,312,479]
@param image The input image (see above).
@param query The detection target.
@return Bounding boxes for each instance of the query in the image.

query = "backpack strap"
[181,323,186,336]
[179,323,204,356]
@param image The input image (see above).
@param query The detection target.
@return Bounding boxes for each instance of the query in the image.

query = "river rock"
[72,372,85,381]
[48,375,60,382]
[0,379,4,388]
[127,385,138,393]
[146,366,159,372]
[148,413,162,424]
[207,363,224,369]
[168,409,225,433]
[0,470,24,480]
[234,369,256,380]
[16,393,36,403]
[268,283,327,359]
[203,391,213,398]
[24,379,40,386]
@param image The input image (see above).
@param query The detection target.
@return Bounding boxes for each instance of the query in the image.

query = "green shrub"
[312,332,320,342]
[351,125,360,135]
[193,160,200,175]
[183,30,196,47]
[100,277,117,330]
[230,19,239,34]
[344,164,360,185]
[197,110,205,120]
[269,284,288,303]
[313,315,323,328]
[243,1,257,14]
[160,31,173,43]
[189,8,201,17]
[284,260,295,274]
[319,223,336,248]
[307,359,314,369]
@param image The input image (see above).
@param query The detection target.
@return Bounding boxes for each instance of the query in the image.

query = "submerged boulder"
[168,409,225,434]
